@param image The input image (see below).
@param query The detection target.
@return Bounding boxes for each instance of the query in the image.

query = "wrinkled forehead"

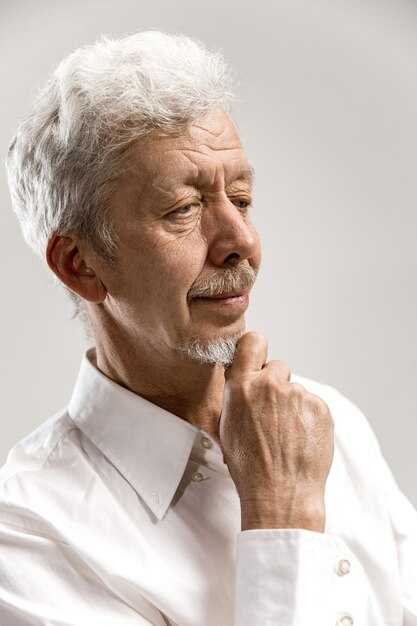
[126,109,253,191]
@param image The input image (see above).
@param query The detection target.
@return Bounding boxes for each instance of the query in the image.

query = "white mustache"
[187,265,258,302]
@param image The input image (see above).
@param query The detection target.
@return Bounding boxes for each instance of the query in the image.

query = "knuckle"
[226,379,253,405]
[270,360,291,380]
[289,382,306,397]
[258,371,279,393]
[312,394,329,413]
[312,396,334,428]
[225,378,244,396]
[310,394,332,420]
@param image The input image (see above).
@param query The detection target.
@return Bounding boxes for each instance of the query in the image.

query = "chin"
[176,328,245,368]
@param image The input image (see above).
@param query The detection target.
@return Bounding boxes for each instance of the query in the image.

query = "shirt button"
[191,471,204,482]
[200,436,213,450]
[336,559,351,576]
[336,616,354,626]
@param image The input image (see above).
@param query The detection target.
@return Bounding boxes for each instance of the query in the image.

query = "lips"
[191,291,250,313]
[186,265,258,304]
[199,291,248,300]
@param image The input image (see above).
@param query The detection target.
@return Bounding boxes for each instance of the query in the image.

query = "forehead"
[127,109,252,189]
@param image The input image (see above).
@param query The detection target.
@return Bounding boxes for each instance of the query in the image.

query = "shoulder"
[0,409,92,543]
[0,409,77,483]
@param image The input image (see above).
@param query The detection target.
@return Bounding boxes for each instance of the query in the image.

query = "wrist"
[240,498,325,532]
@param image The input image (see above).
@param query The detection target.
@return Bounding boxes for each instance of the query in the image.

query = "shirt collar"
[68,348,199,521]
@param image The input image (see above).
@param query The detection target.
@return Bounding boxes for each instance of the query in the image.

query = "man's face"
[99,108,261,359]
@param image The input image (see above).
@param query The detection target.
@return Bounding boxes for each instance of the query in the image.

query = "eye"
[176,204,194,215]
[168,201,201,220]
[231,197,252,210]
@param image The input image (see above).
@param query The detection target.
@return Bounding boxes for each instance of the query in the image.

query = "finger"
[262,359,291,382]
[227,332,268,377]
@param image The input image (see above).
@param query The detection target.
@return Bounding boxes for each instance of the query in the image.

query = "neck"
[91,319,226,444]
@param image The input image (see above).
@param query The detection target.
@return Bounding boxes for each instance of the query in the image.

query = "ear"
[46,234,107,304]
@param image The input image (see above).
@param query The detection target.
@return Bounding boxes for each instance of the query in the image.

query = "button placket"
[191,471,204,483]
[200,436,213,450]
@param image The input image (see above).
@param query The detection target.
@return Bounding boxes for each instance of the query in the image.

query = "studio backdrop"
[0,0,416,506]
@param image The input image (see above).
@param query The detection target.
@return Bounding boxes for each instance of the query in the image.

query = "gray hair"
[6,31,234,321]
[178,331,245,368]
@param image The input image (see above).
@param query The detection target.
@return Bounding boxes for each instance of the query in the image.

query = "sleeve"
[0,523,168,626]
[234,384,417,626]
[234,480,417,626]
[234,528,372,626]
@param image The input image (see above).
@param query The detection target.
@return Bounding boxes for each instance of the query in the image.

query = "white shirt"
[0,348,416,626]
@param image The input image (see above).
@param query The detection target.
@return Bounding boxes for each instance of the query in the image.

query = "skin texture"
[220,333,334,531]
[47,107,334,532]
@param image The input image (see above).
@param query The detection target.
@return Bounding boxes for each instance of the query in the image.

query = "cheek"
[113,217,210,301]
[163,247,207,296]
[140,233,208,301]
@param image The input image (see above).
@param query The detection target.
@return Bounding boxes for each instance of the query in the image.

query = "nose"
[203,195,259,267]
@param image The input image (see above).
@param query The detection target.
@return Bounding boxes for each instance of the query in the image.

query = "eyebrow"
[151,164,255,195]
[230,166,255,184]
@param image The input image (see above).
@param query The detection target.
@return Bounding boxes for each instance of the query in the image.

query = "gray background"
[1,0,416,507]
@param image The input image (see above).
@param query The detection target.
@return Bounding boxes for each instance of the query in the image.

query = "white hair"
[6,31,234,320]
[178,331,244,368]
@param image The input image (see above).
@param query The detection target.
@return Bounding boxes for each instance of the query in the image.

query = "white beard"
[177,330,244,368]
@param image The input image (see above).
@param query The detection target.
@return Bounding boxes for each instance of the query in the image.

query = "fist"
[219,332,334,532]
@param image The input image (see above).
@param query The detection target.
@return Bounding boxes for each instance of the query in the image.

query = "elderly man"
[1,31,416,626]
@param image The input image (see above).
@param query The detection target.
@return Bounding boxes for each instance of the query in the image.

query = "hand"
[219,332,334,532]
